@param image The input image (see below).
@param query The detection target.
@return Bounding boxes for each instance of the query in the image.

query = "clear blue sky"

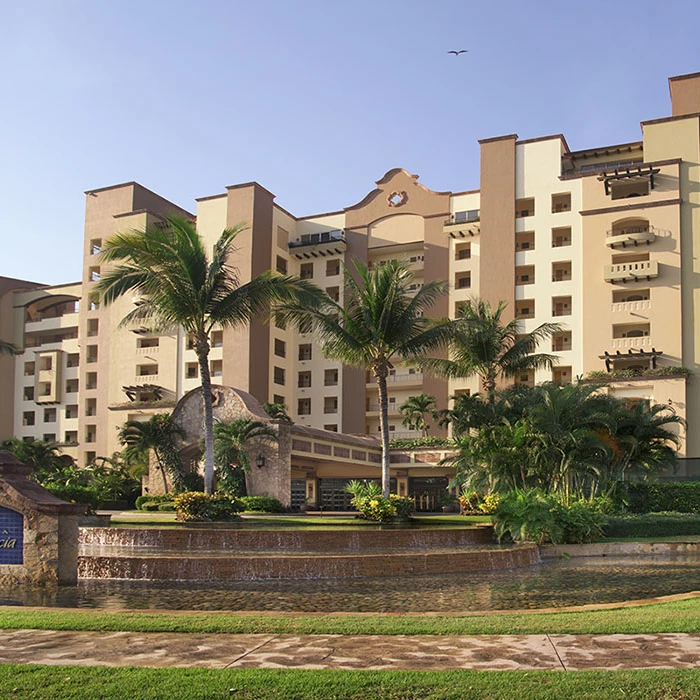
[2,0,699,284]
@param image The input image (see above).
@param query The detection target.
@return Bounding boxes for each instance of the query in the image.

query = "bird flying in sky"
[448,50,468,55]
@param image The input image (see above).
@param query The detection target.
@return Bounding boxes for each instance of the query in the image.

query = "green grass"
[2,666,698,699]
[2,596,698,636]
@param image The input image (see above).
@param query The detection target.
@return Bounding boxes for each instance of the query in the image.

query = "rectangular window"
[300,262,314,280]
[326,259,340,276]
[211,330,224,347]
[66,379,79,394]
[186,363,199,379]
[90,239,102,255]
[324,369,338,386]
[298,398,311,415]
[298,371,312,388]
[85,425,97,443]
[24,361,35,376]
[43,408,56,423]
[276,255,288,274]
[298,344,312,361]
[455,273,471,289]
[210,359,223,377]
[64,431,78,444]
[274,338,286,357]
[324,424,338,432]
[86,372,98,389]
[22,411,35,426]
[65,405,78,419]
[274,366,286,385]
[324,397,338,414]
[86,345,98,363]
[273,394,285,406]
[23,386,34,401]
[66,353,80,368]
[515,197,535,218]
[87,319,99,336]
[85,398,96,416]
[326,286,340,302]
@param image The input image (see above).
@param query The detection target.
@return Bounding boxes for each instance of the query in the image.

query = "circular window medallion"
[387,191,408,207]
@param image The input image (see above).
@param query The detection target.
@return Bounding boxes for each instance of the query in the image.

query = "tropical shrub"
[173,491,242,522]
[44,484,99,509]
[615,482,700,514]
[157,502,176,512]
[493,489,607,545]
[603,512,700,538]
[135,494,173,510]
[344,480,414,522]
[239,496,284,513]
[477,492,501,514]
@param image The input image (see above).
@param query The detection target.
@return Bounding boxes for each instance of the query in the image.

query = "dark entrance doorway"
[409,477,450,512]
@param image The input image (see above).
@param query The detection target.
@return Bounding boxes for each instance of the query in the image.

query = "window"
[137,337,159,349]
[298,344,312,361]
[88,293,99,311]
[211,330,223,347]
[324,424,338,432]
[326,286,340,302]
[455,242,471,260]
[515,300,535,319]
[65,405,78,419]
[516,266,535,285]
[552,333,572,352]
[552,261,572,282]
[22,411,35,426]
[39,356,53,371]
[66,353,80,368]
[85,398,96,416]
[298,398,311,415]
[276,256,288,274]
[298,371,312,388]
[86,372,98,389]
[66,379,79,394]
[273,394,285,406]
[87,319,99,336]
[90,239,102,255]
[85,425,97,443]
[326,259,340,276]
[89,266,101,282]
[274,338,286,358]
[186,363,198,379]
[43,408,56,423]
[300,262,313,280]
[274,366,286,385]
[43,433,56,443]
[23,386,34,401]
[552,296,572,317]
[455,273,471,289]
[24,361,35,376]
[64,431,78,444]
[516,231,535,252]
[324,368,338,386]
[136,365,157,378]
[86,345,98,363]
[324,397,338,414]
[210,359,223,377]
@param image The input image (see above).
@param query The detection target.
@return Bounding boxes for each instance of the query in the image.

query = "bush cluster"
[239,496,284,513]
[493,489,608,545]
[173,491,242,522]
[135,494,174,510]
[615,482,700,514]
[44,484,100,510]
[352,494,415,522]
[603,512,700,538]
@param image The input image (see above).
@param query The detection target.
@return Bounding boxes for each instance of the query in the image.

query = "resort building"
[2,70,700,504]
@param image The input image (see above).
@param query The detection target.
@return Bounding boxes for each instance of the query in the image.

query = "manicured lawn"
[2,596,698,636]
[2,666,698,699]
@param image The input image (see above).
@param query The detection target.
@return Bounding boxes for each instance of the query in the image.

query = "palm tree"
[399,393,437,437]
[213,419,278,496]
[419,298,562,402]
[97,214,320,494]
[262,401,292,422]
[277,259,453,498]
[0,340,15,355]
[118,413,186,494]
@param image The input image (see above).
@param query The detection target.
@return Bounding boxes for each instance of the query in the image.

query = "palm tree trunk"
[196,336,215,495]
[375,365,391,499]
[153,447,169,494]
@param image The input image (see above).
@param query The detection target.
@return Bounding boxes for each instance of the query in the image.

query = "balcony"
[289,230,346,255]
[612,336,653,350]
[607,225,657,249]
[612,300,651,313]
[444,210,480,238]
[604,260,659,283]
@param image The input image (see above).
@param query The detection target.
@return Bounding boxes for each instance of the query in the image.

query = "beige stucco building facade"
[2,70,700,503]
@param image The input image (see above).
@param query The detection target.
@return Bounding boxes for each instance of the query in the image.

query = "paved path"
[1,630,699,671]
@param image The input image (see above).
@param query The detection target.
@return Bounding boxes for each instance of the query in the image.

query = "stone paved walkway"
[1,630,699,671]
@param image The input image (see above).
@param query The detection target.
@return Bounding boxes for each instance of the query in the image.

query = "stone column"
[0,451,85,586]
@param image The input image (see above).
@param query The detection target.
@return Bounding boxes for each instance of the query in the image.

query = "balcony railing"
[612,336,652,349]
[607,226,657,249]
[612,300,651,313]
[289,230,346,249]
[604,260,658,283]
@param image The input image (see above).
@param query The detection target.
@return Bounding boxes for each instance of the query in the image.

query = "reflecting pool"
[2,555,698,612]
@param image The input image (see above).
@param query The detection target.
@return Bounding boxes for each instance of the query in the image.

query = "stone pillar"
[0,451,86,586]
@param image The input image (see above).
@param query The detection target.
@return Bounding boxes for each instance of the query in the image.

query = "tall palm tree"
[399,393,437,437]
[277,259,454,498]
[97,214,320,494]
[419,298,562,402]
[118,413,186,494]
[213,418,278,496]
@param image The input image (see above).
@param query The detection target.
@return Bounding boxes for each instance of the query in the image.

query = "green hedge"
[239,496,284,513]
[603,512,700,538]
[173,492,242,522]
[135,494,175,510]
[616,482,700,514]
[44,484,99,509]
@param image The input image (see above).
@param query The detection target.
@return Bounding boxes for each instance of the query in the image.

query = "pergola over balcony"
[599,348,662,373]
[597,165,661,197]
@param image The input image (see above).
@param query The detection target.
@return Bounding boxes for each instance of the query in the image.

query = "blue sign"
[0,505,23,565]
